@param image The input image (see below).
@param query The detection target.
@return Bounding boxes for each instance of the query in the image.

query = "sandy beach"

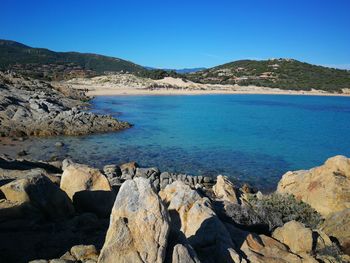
[85,87,350,97]
[61,74,350,96]
[64,75,350,97]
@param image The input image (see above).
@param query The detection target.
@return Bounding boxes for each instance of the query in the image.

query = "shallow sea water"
[16,94,350,191]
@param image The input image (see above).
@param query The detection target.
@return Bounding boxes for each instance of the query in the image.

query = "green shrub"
[249,193,323,230]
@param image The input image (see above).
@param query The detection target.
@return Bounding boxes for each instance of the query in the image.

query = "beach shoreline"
[86,87,350,97]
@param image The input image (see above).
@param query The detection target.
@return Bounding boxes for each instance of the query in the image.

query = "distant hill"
[165,67,206,74]
[186,59,350,93]
[0,39,144,79]
[145,67,206,74]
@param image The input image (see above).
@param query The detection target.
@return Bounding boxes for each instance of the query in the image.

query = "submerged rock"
[98,177,170,263]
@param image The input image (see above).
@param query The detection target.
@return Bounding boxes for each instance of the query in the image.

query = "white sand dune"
[64,74,350,97]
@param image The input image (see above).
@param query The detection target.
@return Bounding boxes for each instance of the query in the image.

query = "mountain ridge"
[1,39,350,92]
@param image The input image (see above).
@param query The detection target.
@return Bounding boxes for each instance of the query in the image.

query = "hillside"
[0,39,144,80]
[186,59,350,93]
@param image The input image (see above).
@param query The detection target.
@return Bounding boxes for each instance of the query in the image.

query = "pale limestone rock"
[172,244,201,263]
[70,244,99,261]
[277,155,350,216]
[60,162,111,200]
[321,208,350,255]
[160,181,244,263]
[213,175,239,204]
[0,174,74,219]
[240,233,304,263]
[98,178,169,263]
[272,221,313,254]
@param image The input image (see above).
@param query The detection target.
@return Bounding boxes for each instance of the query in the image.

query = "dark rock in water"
[55,142,64,147]
[17,150,28,157]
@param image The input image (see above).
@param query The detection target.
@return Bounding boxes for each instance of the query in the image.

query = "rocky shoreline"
[0,154,349,262]
[0,71,131,137]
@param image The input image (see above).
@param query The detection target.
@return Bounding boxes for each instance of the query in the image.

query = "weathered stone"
[159,181,244,263]
[240,233,303,263]
[60,162,111,200]
[272,221,313,254]
[119,161,138,177]
[213,175,239,204]
[98,178,169,263]
[203,176,212,183]
[70,244,99,261]
[0,72,130,137]
[160,172,170,181]
[103,164,121,179]
[0,174,74,220]
[172,244,201,263]
[321,208,350,255]
[277,155,350,216]
[60,162,113,217]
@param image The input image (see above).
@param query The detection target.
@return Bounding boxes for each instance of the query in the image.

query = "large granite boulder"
[160,181,244,263]
[61,162,112,199]
[321,208,350,255]
[60,162,114,217]
[70,244,99,262]
[277,155,350,216]
[172,244,201,263]
[98,177,170,263]
[272,221,313,255]
[0,174,74,220]
[213,175,239,204]
[240,233,305,263]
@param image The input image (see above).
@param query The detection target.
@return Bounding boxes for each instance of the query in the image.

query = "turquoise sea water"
[25,95,350,191]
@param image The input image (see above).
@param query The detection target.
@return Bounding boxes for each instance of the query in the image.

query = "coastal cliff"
[0,71,130,137]
[0,155,349,262]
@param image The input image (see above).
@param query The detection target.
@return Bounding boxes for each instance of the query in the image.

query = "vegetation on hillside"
[186,59,350,92]
[135,69,180,80]
[0,39,144,80]
[1,40,350,92]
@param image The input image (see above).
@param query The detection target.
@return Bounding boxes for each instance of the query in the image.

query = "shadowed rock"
[98,178,170,263]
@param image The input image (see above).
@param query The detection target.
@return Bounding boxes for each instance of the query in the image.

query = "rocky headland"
[0,71,130,137]
[0,154,349,263]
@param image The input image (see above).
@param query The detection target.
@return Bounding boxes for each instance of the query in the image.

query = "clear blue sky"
[1,0,350,69]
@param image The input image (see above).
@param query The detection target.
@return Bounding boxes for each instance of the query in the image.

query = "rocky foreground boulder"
[0,173,74,220]
[98,177,170,263]
[0,155,350,262]
[277,155,350,217]
[277,155,350,255]
[61,162,115,217]
[0,71,130,137]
